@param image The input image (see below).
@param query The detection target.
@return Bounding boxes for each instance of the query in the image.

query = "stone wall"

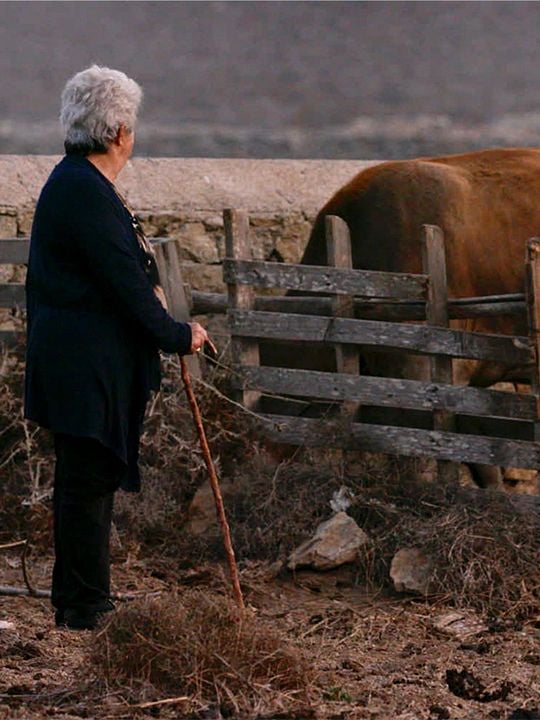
[0,155,381,336]
[0,155,378,294]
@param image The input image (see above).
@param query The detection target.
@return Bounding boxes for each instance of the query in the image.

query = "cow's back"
[303,147,540,385]
[305,147,540,297]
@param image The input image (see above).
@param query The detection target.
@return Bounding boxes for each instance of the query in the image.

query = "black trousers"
[52,434,121,614]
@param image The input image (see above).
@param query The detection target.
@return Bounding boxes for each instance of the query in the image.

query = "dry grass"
[111,356,263,564]
[88,589,318,717]
[2,345,540,624]
[347,468,540,622]
[0,344,54,549]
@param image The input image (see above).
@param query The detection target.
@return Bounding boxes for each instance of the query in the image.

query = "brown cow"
[300,147,540,490]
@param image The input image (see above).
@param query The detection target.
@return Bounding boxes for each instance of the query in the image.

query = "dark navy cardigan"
[24,155,192,490]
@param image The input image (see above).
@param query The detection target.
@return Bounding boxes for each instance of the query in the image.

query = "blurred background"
[1,0,540,159]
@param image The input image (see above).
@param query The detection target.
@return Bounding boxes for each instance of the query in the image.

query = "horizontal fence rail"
[0,237,182,347]
[0,284,24,307]
[0,238,172,310]
[0,330,22,345]
[261,414,540,469]
[192,291,526,321]
[0,237,170,265]
[0,284,528,321]
[224,210,540,477]
[0,238,528,320]
[223,258,428,300]
[235,365,537,420]
[229,309,533,365]
[0,239,29,264]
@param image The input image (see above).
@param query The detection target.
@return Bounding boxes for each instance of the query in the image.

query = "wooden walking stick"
[179,344,245,610]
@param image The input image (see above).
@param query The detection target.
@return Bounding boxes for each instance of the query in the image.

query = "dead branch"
[21,538,37,596]
[0,539,26,551]
[0,586,163,601]
[0,585,49,598]
[132,696,189,709]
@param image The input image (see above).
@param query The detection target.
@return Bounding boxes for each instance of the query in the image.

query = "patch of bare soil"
[1,556,540,719]
[2,349,540,718]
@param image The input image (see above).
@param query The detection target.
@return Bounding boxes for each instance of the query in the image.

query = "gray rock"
[288,511,370,571]
[0,213,17,238]
[390,547,434,594]
[187,479,235,536]
[177,222,220,264]
[182,263,225,294]
[432,611,488,640]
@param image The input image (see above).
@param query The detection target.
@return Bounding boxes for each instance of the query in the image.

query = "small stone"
[187,479,235,535]
[177,222,219,264]
[0,620,15,631]
[432,611,488,640]
[274,215,312,263]
[203,215,224,230]
[390,547,434,594]
[17,209,34,236]
[0,266,13,283]
[288,511,370,571]
[182,263,225,293]
[0,213,17,238]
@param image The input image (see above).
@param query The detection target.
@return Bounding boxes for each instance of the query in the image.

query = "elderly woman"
[24,65,208,630]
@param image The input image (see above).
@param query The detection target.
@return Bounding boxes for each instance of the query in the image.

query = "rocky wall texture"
[0,156,378,295]
[0,156,380,340]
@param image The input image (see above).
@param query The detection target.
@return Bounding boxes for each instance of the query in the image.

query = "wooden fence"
[224,208,540,474]
[0,236,194,334]
[3,215,540,473]
[0,235,201,375]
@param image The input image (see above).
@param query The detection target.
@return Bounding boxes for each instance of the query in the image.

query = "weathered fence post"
[224,209,260,411]
[326,216,360,418]
[526,239,540,455]
[326,215,360,471]
[421,224,459,483]
[154,239,200,378]
[526,238,540,493]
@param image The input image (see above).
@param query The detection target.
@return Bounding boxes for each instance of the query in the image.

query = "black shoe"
[55,600,115,630]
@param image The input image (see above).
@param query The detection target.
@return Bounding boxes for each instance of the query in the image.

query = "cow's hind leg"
[467,463,503,489]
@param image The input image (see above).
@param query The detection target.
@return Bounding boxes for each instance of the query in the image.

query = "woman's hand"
[188,322,209,354]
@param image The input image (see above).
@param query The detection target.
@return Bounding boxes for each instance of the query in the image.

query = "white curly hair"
[60,65,143,155]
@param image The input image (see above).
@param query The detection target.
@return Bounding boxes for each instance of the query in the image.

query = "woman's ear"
[114,125,129,146]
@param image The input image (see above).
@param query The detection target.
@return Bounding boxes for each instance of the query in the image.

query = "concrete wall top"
[0,155,378,215]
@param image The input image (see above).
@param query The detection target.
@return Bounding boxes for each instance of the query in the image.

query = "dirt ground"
[2,350,539,718]
[1,552,539,720]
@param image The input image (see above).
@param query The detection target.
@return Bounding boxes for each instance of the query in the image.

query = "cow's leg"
[501,383,539,495]
[467,464,503,489]
[463,375,531,491]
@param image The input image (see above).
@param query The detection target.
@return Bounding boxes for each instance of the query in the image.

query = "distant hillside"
[1,1,540,158]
